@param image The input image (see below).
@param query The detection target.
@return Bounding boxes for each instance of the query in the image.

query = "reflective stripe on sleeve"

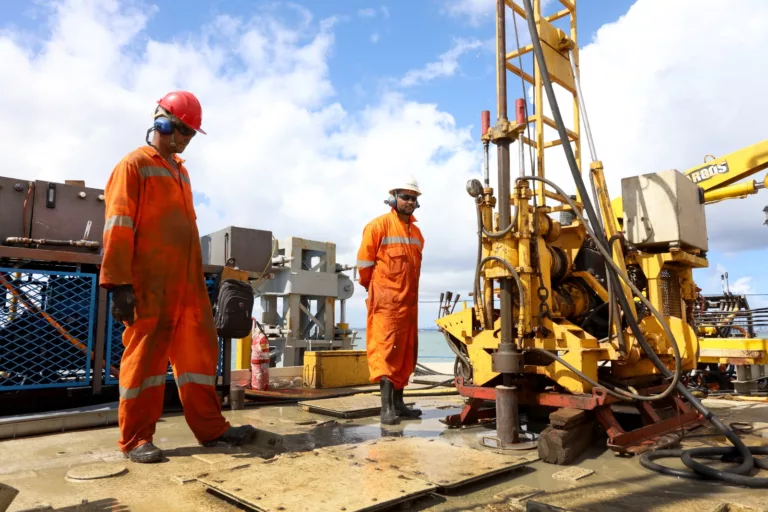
[104,215,134,232]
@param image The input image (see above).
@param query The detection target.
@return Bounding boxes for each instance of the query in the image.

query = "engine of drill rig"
[437,166,705,396]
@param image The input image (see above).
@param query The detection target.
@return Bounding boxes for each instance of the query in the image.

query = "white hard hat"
[389,176,421,196]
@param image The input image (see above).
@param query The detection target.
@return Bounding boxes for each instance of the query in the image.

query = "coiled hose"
[522,0,768,487]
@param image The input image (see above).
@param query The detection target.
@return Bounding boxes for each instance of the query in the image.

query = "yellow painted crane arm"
[686,139,768,193]
[611,138,768,226]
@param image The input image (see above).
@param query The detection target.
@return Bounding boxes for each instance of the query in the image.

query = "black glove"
[111,285,136,326]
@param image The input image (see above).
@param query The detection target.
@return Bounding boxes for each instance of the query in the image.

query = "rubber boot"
[126,442,162,463]
[201,425,258,447]
[394,388,422,419]
[380,377,400,425]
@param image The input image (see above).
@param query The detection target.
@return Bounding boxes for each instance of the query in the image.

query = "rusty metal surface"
[0,245,101,265]
[197,448,436,512]
[0,245,223,275]
[30,180,106,252]
[326,437,539,490]
[0,177,34,243]
[596,397,706,455]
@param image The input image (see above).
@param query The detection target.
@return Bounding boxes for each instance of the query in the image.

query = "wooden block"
[549,408,586,429]
[537,421,595,465]
[65,180,86,187]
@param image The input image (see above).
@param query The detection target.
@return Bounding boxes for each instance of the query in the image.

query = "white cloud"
[399,38,483,87]
[513,0,768,255]
[5,0,768,330]
[371,32,380,43]
[0,0,482,329]
[380,6,390,19]
[358,8,376,18]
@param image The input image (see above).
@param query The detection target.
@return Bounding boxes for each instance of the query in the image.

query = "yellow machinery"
[608,116,768,396]
[436,0,768,486]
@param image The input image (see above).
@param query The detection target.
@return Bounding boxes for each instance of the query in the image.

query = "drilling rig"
[436,0,768,486]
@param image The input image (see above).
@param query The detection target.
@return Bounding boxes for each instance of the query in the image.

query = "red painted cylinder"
[481,110,491,136]
[515,99,526,125]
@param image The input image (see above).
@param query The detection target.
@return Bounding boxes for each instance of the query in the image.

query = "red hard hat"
[157,91,206,134]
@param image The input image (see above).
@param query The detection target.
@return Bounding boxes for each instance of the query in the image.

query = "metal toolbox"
[200,226,274,273]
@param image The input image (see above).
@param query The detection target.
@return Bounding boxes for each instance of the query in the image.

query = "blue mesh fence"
[104,278,224,386]
[0,268,98,390]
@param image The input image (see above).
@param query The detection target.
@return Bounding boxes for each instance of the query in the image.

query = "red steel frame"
[446,377,706,454]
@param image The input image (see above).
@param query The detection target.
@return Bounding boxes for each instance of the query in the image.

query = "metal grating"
[0,268,97,390]
[104,278,224,385]
[660,269,682,318]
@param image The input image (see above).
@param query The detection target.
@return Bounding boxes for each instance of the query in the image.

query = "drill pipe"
[493,0,521,444]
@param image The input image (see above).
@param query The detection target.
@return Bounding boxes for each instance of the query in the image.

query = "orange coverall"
[100,145,230,454]
[356,209,424,389]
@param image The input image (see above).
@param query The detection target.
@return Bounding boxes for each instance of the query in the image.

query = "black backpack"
[213,278,254,339]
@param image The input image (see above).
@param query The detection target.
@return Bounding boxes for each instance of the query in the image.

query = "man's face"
[169,121,196,153]
[396,190,419,215]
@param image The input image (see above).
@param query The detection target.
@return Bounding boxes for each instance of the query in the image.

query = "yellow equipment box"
[303,350,370,388]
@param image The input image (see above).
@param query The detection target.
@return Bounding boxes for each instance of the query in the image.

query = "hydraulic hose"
[476,256,525,335]
[519,176,682,402]
[473,200,484,315]
[521,0,767,487]
[482,207,518,239]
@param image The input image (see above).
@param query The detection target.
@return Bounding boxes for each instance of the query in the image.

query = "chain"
[531,206,551,336]
[536,284,552,335]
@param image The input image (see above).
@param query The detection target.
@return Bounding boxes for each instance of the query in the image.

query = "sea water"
[228,329,455,369]
[352,329,455,362]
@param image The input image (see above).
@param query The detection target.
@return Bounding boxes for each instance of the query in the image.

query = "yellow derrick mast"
[436,0,768,487]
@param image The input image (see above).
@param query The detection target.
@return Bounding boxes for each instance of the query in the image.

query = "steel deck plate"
[298,394,415,418]
[197,450,436,512]
[326,437,539,490]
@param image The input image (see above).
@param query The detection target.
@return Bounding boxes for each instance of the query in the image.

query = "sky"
[1,0,767,330]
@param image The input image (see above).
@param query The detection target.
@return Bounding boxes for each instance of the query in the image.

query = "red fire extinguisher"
[251,319,270,390]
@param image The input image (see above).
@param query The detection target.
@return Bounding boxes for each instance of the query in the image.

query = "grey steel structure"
[255,237,357,367]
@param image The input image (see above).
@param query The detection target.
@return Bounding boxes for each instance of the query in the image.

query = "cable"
[521,0,767,486]
[518,176,682,401]
[477,256,525,333]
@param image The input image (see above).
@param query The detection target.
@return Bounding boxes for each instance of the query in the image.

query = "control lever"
[83,220,92,241]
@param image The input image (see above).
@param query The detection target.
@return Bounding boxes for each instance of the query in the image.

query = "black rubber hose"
[477,256,525,333]
[519,176,682,401]
[482,206,519,239]
[521,0,765,487]
[519,1,671,398]
[473,199,484,316]
[520,0,681,391]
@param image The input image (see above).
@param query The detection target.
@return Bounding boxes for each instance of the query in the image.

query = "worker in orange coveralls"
[100,91,256,463]
[357,177,425,425]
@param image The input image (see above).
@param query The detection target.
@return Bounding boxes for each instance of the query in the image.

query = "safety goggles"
[398,193,418,202]
[174,122,196,137]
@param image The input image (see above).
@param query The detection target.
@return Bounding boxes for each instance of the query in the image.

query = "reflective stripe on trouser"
[117,305,229,453]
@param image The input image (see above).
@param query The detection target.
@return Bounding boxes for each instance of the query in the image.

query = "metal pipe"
[4,237,100,249]
[568,49,597,163]
[482,110,491,187]
[495,385,520,444]
[495,0,515,385]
